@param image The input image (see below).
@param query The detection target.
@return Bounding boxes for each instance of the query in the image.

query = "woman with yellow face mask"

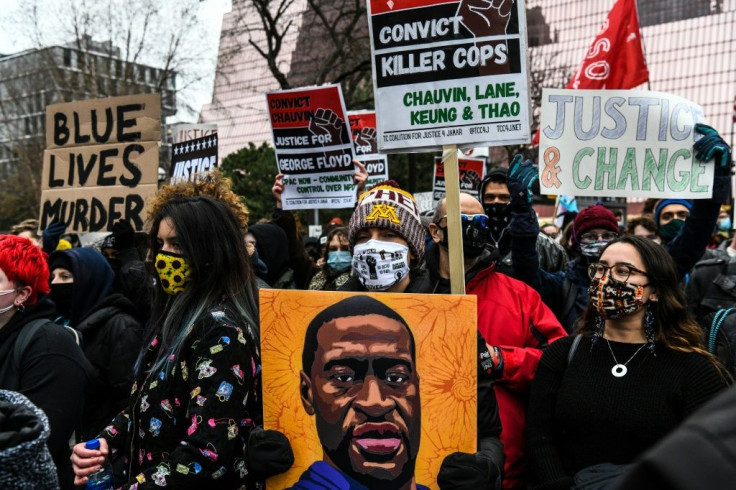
[71,196,292,489]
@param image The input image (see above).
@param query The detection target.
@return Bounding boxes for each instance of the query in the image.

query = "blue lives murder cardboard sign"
[538,89,712,199]
[170,134,219,183]
[367,0,531,153]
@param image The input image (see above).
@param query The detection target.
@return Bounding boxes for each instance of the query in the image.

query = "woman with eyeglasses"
[525,235,730,490]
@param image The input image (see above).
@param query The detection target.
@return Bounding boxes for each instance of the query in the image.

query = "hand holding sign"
[308,108,346,146]
[458,0,513,36]
[694,124,732,175]
[272,173,285,209]
[353,160,368,195]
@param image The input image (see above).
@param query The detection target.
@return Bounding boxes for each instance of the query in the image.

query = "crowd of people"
[1,123,735,489]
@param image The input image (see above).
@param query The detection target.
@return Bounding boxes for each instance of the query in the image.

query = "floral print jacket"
[101,298,261,489]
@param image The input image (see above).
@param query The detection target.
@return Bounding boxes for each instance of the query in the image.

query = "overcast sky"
[0,0,231,122]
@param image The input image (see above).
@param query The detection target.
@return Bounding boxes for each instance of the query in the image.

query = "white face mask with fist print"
[352,240,410,291]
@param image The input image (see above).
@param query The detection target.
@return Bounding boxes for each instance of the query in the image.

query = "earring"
[644,304,656,356]
[590,313,604,350]
[15,302,25,313]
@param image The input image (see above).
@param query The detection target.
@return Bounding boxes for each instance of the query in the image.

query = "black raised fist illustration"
[366,255,378,279]
[458,0,513,37]
[355,127,378,155]
[309,108,346,145]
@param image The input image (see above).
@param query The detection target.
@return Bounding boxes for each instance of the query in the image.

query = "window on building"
[115,59,122,78]
[63,49,72,67]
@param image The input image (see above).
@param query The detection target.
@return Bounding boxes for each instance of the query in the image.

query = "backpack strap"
[709,308,736,354]
[0,319,50,390]
[567,334,582,366]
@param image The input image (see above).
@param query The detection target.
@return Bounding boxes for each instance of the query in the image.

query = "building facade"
[0,36,177,173]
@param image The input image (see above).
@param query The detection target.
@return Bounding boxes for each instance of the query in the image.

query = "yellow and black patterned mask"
[155,251,192,295]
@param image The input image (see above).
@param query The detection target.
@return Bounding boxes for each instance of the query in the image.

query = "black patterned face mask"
[588,275,647,319]
[483,202,509,243]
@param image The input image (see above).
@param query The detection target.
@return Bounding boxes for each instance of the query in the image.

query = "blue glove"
[42,221,66,254]
[694,123,732,175]
[507,154,538,210]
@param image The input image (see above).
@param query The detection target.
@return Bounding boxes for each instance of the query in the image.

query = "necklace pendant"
[612,364,627,377]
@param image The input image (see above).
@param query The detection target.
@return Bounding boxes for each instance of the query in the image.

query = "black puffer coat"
[76,293,144,440]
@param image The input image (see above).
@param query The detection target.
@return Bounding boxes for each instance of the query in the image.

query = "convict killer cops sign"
[266,85,357,210]
[368,0,531,152]
[538,89,711,199]
[40,93,161,232]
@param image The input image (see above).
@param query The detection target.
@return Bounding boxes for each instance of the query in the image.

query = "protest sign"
[260,289,477,490]
[169,134,218,183]
[348,110,389,189]
[538,89,711,198]
[40,94,161,232]
[433,156,485,202]
[45,93,160,149]
[266,85,357,210]
[367,0,531,152]
[171,123,217,143]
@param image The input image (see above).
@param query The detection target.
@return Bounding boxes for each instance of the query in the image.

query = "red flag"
[567,0,649,90]
[532,0,649,146]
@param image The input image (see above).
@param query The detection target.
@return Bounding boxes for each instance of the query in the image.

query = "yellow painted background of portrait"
[260,290,478,489]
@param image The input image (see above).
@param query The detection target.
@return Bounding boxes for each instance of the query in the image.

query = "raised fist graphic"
[308,108,346,145]
[354,127,378,155]
[458,0,513,37]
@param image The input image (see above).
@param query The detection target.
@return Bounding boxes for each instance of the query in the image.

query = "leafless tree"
[229,0,373,109]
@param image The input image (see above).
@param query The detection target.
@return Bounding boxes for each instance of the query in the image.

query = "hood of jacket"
[0,390,58,488]
[74,292,139,335]
[249,222,292,286]
[49,248,114,326]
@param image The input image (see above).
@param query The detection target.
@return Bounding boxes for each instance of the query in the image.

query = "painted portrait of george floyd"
[260,290,478,490]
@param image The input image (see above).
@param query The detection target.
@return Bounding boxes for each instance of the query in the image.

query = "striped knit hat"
[348,181,425,262]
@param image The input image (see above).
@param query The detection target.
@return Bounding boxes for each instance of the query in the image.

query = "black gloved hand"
[694,123,732,176]
[245,427,294,480]
[507,154,538,212]
[438,451,500,489]
[42,221,66,254]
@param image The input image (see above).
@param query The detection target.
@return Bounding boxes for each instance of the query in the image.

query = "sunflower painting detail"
[261,290,477,489]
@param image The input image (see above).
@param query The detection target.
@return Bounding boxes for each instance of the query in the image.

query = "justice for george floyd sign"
[40,94,161,232]
[170,134,219,183]
[267,85,357,210]
[433,156,485,202]
[348,111,389,189]
[367,0,531,152]
[538,89,711,199]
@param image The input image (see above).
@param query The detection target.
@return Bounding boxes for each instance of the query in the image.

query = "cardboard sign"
[170,134,219,183]
[45,93,160,149]
[538,89,711,198]
[171,123,217,143]
[433,156,485,202]
[261,290,477,490]
[266,85,357,210]
[349,111,389,189]
[367,0,531,152]
[40,94,161,232]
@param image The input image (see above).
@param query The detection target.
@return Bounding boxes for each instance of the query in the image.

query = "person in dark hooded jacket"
[48,247,143,441]
[248,222,297,289]
[100,219,153,325]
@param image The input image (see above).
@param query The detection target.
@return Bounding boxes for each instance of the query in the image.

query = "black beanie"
[100,220,136,252]
[48,252,72,274]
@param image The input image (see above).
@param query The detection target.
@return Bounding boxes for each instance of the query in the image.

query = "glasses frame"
[579,231,619,244]
[587,262,648,282]
[437,214,489,228]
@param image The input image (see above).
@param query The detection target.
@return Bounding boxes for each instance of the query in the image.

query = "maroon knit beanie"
[571,204,618,245]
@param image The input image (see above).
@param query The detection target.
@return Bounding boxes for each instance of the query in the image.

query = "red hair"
[0,235,50,305]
